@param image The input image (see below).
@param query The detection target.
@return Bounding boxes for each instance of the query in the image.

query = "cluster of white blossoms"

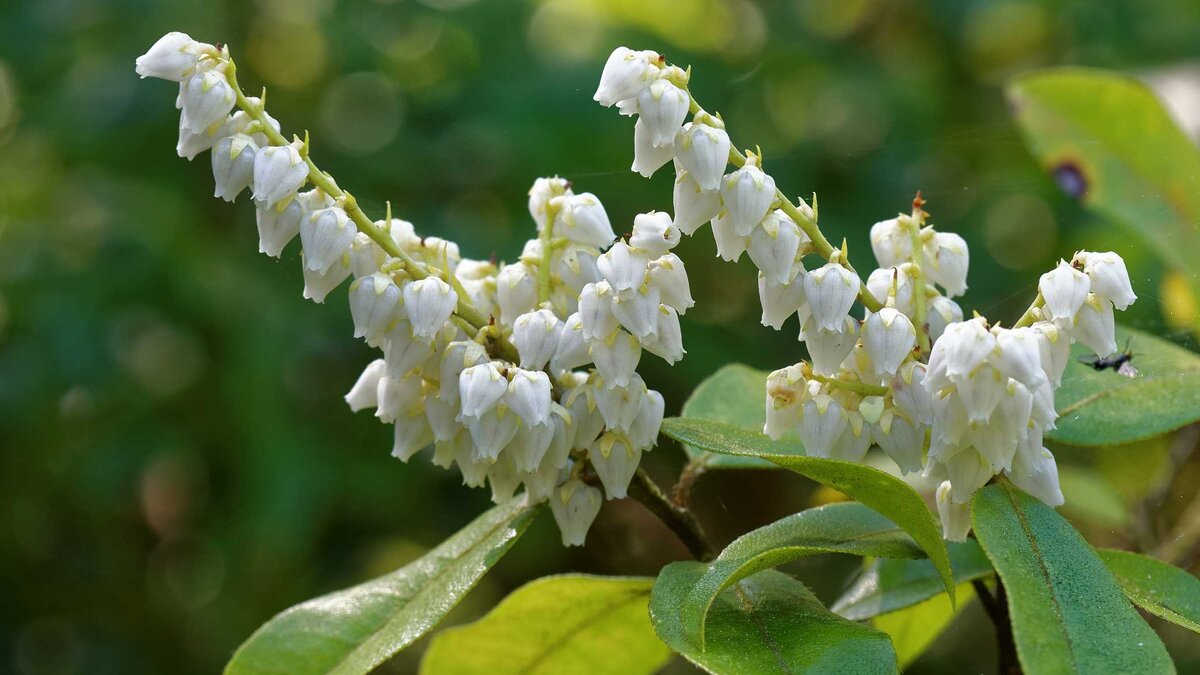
[594,46,1138,541]
[137,34,699,547]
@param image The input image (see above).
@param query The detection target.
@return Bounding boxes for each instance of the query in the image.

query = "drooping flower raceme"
[593,46,1138,542]
[137,35,695,548]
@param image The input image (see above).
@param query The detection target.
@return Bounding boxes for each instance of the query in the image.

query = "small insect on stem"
[1078,337,1139,378]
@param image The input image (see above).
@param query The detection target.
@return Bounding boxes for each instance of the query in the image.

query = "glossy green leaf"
[419,575,670,675]
[660,416,954,604]
[651,562,898,674]
[680,364,775,469]
[1048,325,1200,446]
[971,482,1174,674]
[1099,549,1200,634]
[873,584,974,667]
[1057,467,1128,528]
[682,502,925,647]
[833,540,994,620]
[225,498,536,675]
[1009,69,1200,298]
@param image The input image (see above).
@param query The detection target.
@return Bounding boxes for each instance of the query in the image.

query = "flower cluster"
[137,34,696,547]
[593,46,1138,541]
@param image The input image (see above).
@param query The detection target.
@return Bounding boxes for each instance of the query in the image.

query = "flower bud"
[637,78,689,147]
[506,369,552,428]
[349,272,402,345]
[936,481,972,542]
[1076,250,1136,310]
[672,171,721,236]
[748,211,803,287]
[212,133,258,202]
[924,232,969,298]
[181,69,235,133]
[720,158,777,237]
[512,309,562,370]
[676,122,731,191]
[647,253,695,314]
[593,47,655,107]
[589,431,642,499]
[550,480,603,547]
[591,330,642,389]
[629,211,680,256]
[554,193,616,248]
[862,308,916,376]
[136,32,211,81]
[1039,261,1090,320]
[302,207,357,273]
[344,358,387,412]
[803,263,862,331]
[528,176,572,231]
[253,140,308,208]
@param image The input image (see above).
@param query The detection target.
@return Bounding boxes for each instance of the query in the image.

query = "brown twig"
[973,578,1021,675]
[628,468,715,561]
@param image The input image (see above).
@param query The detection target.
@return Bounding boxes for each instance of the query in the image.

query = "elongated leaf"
[1048,325,1200,446]
[680,364,775,469]
[419,575,670,675]
[683,502,923,646]
[833,540,994,620]
[873,584,974,668]
[660,416,954,604]
[651,562,897,674]
[1099,549,1200,634]
[971,482,1174,674]
[225,498,536,675]
[1009,69,1200,300]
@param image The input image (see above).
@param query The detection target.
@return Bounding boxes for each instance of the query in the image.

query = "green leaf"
[660,416,954,604]
[682,502,925,646]
[873,584,974,668]
[1099,549,1200,634]
[971,482,1174,674]
[419,575,670,675]
[651,562,898,674]
[225,498,536,675]
[1057,467,1128,528]
[1048,325,1200,446]
[1008,69,1200,298]
[833,540,994,620]
[680,364,775,469]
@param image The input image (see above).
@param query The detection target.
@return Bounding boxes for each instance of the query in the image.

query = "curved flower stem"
[812,374,890,397]
[1012,292,1044,328]
[224,58,518,363]
[683,96,884,313]
[907,195,931,355]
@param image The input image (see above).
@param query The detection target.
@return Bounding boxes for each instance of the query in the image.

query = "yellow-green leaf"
[1099,549,1200,635]
[680,364,774,469]
[833,540,993,620]
[419,575,670,675]
[873,584,974,668]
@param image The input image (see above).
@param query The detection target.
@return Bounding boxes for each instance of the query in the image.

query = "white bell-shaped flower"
[381,320,434,376]
[300,252,351,303]
[458,362,508,420]
[866,266,916,317]
[375,372,423,424]
[439,340,489,402]
[643,305,685,364]
[804,263,861,330]
[598,241,650,294]
[403,277,457,340]
[344,358,387,412]
[136,32,210,81]
[1031,321,1069,386]
[870,218,912,268]
[936,481,972,542]
[926,318,995,385]
[506,369,552,428]
[875,410,924,474]
[676,122,731,191]
[748,211,803,287]
[255,193,305,257]
[495,263,538,327]
[954,363,1006,423]
[1072,293,1117,357]
[764,365,806,440]
[348,272,401,345]
[555,244,602,293]
[993,327,1045,388]
[301,207,357,272]
[720,158,777,237]
[759,271,806,330]
[710,212,748,262]
[629,211,680,256]
[467,405,520,463]
[924,232,969,298]
[528,176,572,231]
[945,448,993,503]
[565,384,606,449]
[181,69,235,133]
[508,420,556,474]
[893,361,934,425]
[593,375,645,432]
[486,453,524,504]
[594,47,655,107]
[611,285,661,339]
[512,309,562,370]
[648,253,695,314]
[1038,261,1090,320]
[1077,250,1136,310]
[425,396,460,443]
[554,193,616,248]
[799,394,848,459]
[631,118,675,178]
[628,389,666,449]
[550,480,603,547]
[591,331,642,389]
[672,171,721,236]
[804,315,859,376]
[927,295,963,343]
[831,413,873,463]
[578,282,619,340]
[1008,445,1064,507]
[637,78,689,147]
[252,140,308,208]
[862,308,916,376]
[552,313,592,371]
[391,413,435,463]
[212,133,258,202]
[589,431,642,499]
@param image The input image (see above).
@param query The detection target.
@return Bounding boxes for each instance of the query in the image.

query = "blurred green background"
[3,0,1199,672]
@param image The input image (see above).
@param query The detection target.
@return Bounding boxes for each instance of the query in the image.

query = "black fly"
[1078,338,1138,378]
